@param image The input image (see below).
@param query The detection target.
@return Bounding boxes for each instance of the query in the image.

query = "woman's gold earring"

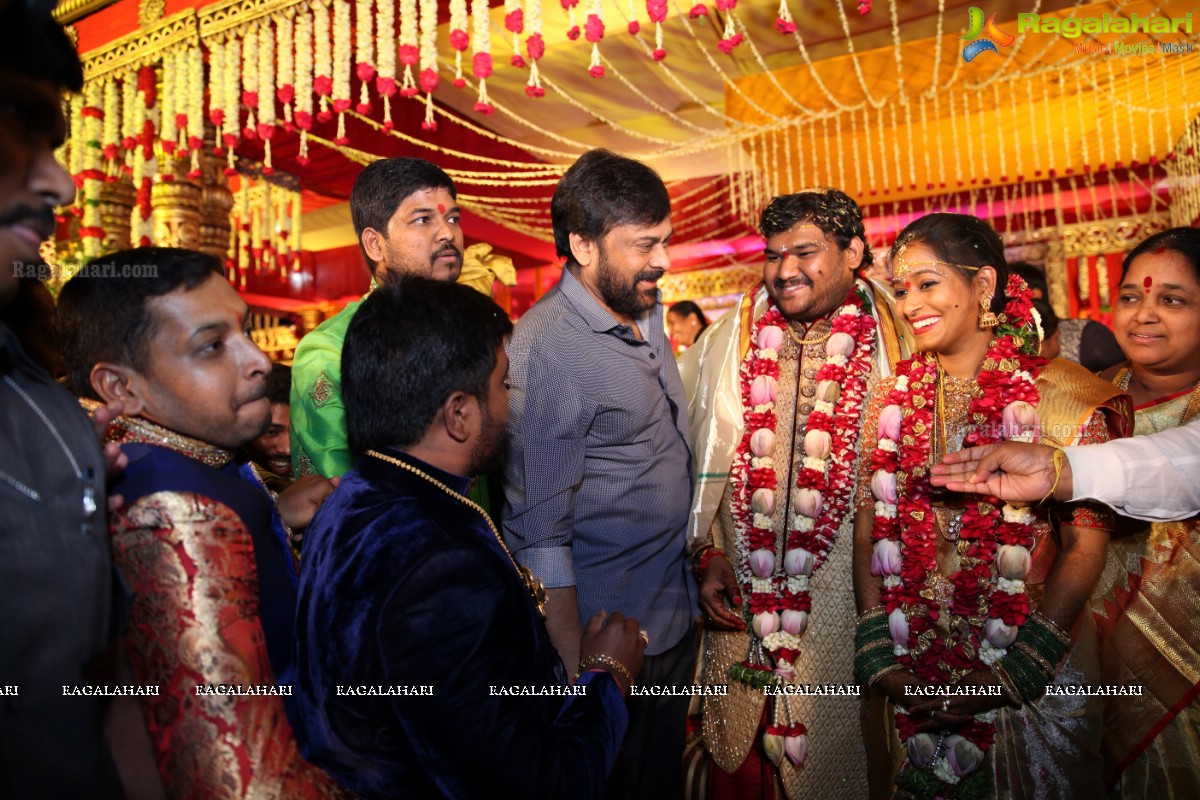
[978,295,1000,329]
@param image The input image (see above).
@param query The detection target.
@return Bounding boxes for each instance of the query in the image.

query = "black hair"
[343,275,513,454]
[668,300,709,333]
[1031,298,1058,339]
[551,149,671,265]
[0,0,83,91]
[56,247,225,399]
[265,362,291,406]
[350,158,457,268]
[759,189,874,270]
[1008,262,1049,299]
[892,212,1009,316]
[1122,227,1200,282]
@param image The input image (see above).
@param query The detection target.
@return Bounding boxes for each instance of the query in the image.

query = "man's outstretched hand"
[930,442,1072,503]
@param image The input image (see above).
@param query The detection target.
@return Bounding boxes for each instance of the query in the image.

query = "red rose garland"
[867,275,1045,792]
[727,284,877,766]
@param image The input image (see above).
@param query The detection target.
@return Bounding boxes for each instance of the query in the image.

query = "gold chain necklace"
[366,449,547,618]
[785,320,833,347]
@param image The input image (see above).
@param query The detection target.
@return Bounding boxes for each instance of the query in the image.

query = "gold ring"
[639,629,650,646]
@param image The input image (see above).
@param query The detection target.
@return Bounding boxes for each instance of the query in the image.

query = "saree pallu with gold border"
[1092,390,1200,799]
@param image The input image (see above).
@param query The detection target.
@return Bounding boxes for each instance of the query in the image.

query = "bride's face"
[1115,249,1200,376]
[892,242,993,353]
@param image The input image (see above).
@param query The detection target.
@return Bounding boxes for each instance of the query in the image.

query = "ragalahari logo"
[961,7,1016,62]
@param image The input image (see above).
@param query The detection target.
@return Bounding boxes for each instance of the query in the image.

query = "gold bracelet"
[856,605,887,623]
[578,654,634,690]
[1039,448,1066,505]
[1030,610,1072,647]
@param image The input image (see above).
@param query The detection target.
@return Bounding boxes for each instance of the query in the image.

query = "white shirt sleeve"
[1064,415,1200,522]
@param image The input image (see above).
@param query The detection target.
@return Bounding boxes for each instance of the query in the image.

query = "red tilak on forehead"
[905,281,912,291]
[437,203,445,214]
[1144,276,1153,292]
[1155,246,1167,254]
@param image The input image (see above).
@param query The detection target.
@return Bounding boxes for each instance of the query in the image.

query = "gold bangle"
[579,654,634,690]
[1030,610,1072,647]
[856,605,887,623]
[866,662,904,687]
[1039,448,1066,505]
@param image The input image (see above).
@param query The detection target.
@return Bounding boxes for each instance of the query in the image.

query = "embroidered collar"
[80,398,235,469]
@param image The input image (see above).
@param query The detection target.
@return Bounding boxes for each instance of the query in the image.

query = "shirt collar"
[80,398,237,469]
[559,266,657,336]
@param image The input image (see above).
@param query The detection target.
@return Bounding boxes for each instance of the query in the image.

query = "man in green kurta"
[291,157,467,484]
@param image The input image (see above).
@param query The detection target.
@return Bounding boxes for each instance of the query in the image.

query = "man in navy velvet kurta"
[293,276,641,799]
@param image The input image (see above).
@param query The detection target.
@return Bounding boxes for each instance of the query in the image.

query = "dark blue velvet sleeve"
[377,543,627,799]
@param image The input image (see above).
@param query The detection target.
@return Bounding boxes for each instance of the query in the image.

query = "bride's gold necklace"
[366,449,547,618]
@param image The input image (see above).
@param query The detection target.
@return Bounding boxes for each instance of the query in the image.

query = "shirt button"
[650,352,657,359]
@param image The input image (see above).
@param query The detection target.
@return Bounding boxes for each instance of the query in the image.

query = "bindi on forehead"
[437,203,445,214]
[1144,276,1153,293]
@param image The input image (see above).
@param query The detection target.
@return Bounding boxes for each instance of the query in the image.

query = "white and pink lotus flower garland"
[866,275,1044,792]
[728,285,877,767]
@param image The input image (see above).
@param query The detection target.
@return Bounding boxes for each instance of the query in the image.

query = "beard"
[468,402,510,477]
[596,248,664,319]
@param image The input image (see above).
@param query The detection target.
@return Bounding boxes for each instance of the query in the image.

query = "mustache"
[774,275,813,292]
[634,268,665,284]
[0,204,57,238]
[433,244,462,261]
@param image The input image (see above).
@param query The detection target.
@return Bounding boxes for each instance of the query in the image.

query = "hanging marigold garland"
[354,0,374,114]
[398,0,419,98]
[331,0,352,143]
[294,8,313,162]
[79,80,106,255]
[584,0,604,78]
[504,0,524,68]
[240,26,258,141]
[716,0,742,54]
[646,0,667,60]
[418,0,439,130]
[313,0,333,122]
[100,78,121,179]
[448,0,469,89]
[129,65,157,247]
[525,0,545,96]
[376,0,397,128]
[186,45,205,178]
[276,12,295,130]
[470,0,494,114]
[257,21,277,173]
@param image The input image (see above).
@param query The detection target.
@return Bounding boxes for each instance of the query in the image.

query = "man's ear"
[440,389,477,445]
[569,232,595,269]
[361,227,385,266]
[844,236,866,273]
[91,362,146,416]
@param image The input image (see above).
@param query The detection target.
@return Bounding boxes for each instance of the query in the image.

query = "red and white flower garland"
[867,275,1043,790]
[728,284,876,764]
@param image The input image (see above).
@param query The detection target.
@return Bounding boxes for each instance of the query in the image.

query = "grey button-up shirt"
[503,268,697,656]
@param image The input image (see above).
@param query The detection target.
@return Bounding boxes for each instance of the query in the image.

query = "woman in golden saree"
[852,213,1127,799]
[1093,226,1200,798]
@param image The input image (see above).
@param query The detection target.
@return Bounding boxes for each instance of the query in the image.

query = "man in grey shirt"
[504,149,696,799]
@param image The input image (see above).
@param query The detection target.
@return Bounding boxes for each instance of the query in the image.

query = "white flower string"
[275,12,295,128]
[331,0,352,143]
[257,21,276,173]
[354,0,374,114]
[470,0,492,113]
[376,0,397,128]
[418,0,438,130]
[240,26,257,141]
[294,8,313,161]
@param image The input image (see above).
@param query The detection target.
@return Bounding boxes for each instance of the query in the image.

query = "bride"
[851,213,1127,799]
